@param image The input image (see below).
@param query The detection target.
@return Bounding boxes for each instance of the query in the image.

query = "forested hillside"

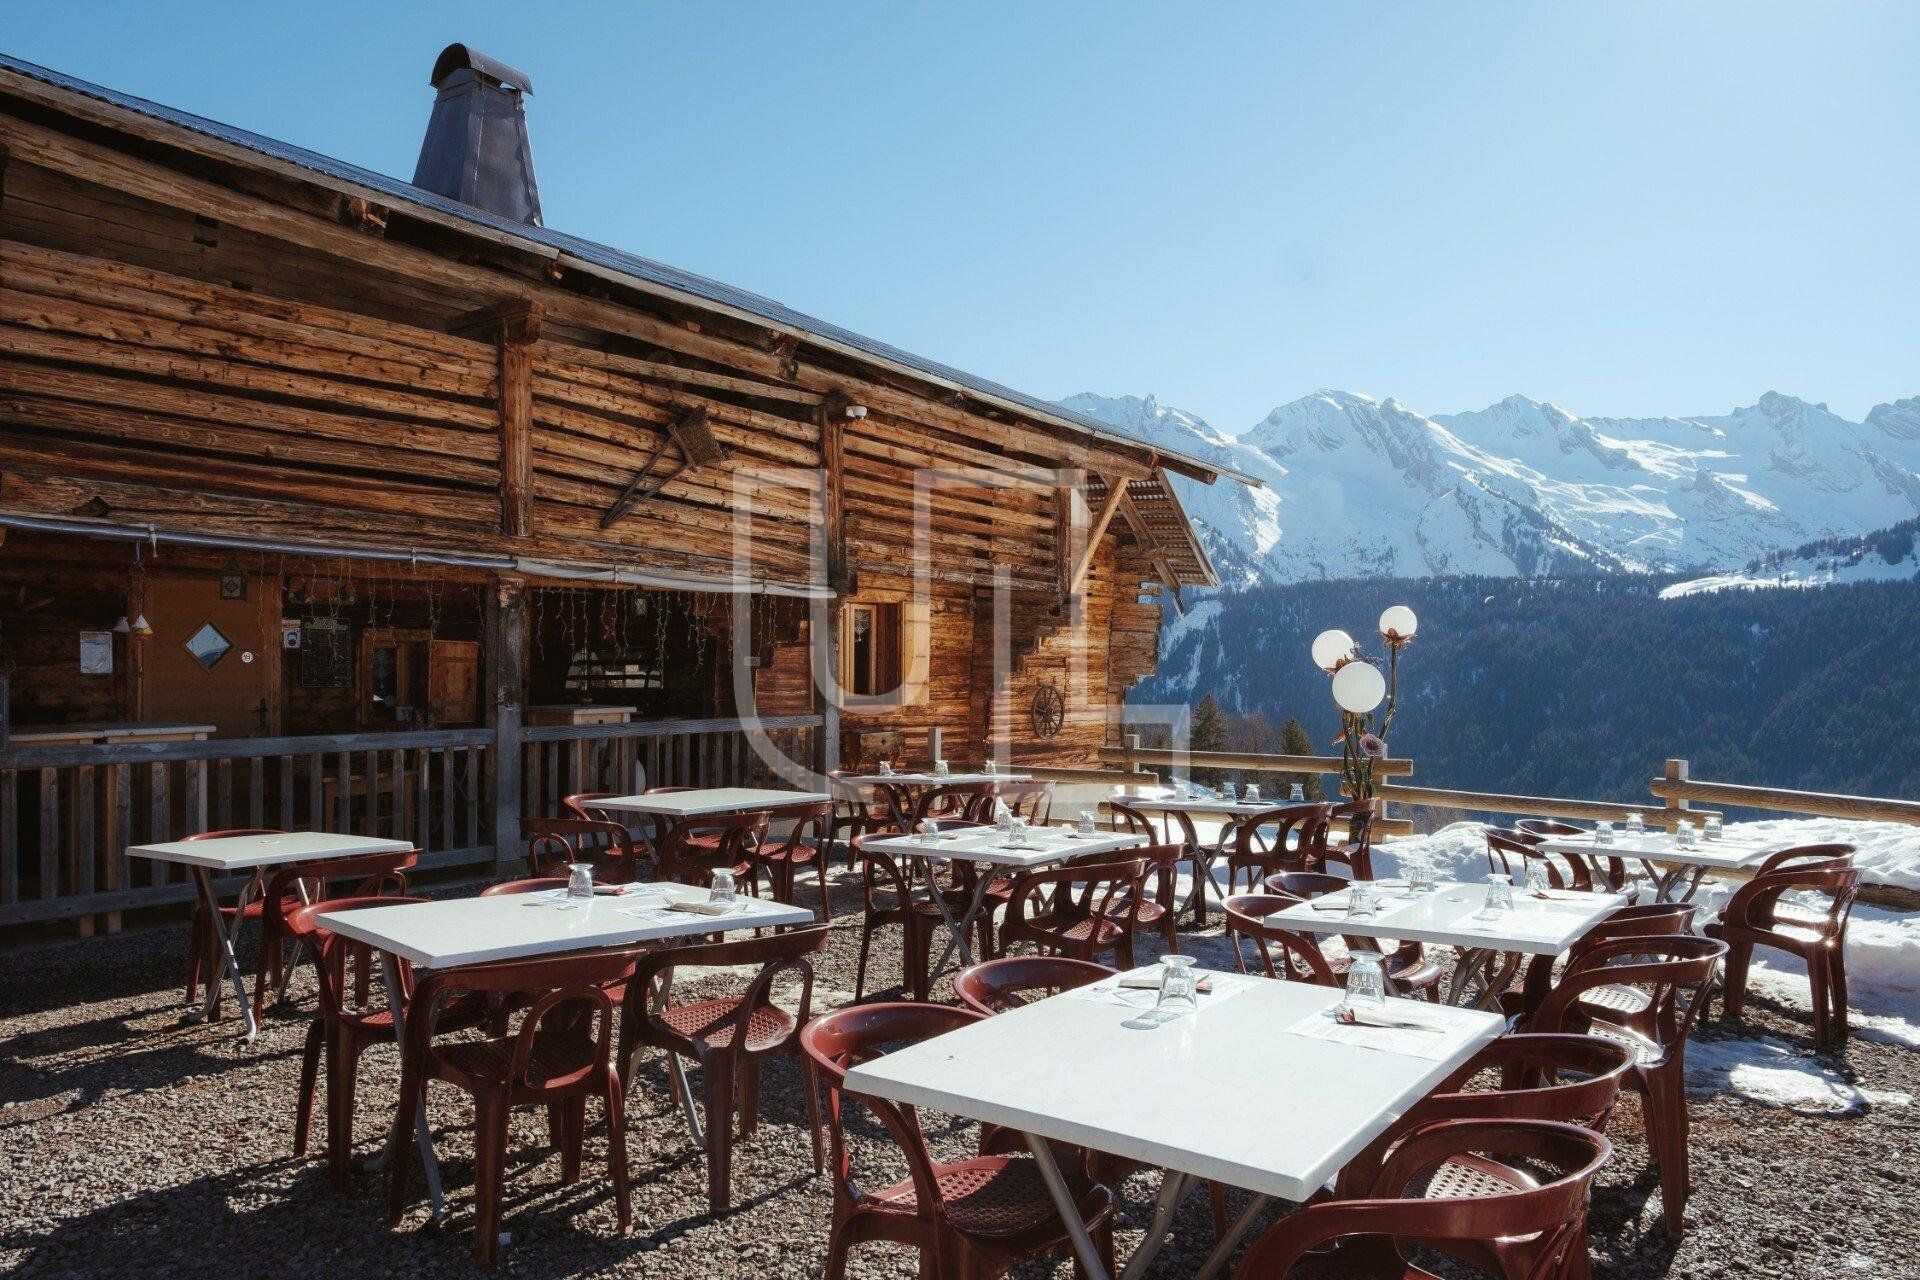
[1134,576,1920,804]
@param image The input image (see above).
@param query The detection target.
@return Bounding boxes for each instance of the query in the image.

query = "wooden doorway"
[140,572,277,738]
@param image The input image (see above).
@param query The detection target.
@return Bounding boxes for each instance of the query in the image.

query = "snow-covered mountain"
[1063,389,1920,586]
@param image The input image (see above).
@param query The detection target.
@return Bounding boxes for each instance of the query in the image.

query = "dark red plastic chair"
[561,791,625,824]
[751,801,835,921]
[828,769,894,869]
[522,816,642,883]
[1263,871,1443,1001]
[1221,893,1341,987]
[852,834,974,1002]
[1235,1119,1611,1280]
[255,848,415,1020]
[1508,901,1699,1023]
[993,780,1056,825]
[388,946,641,1266]
[801,1002,1117,1280]
[997,858,1148,969]
[1527,934,1727,1234]
[1517,818,1630,892]
[1226,803,1333,892]
[1486,828,1593,893]
[480,876,570,896]
[283,896,487,1193]
[1706,844,1858,1048]
[1325,798,1377,880]
[1110,799,1217,925]
[617,924,830,1211]
[653,807,768,894]
[953,955,1116,1016]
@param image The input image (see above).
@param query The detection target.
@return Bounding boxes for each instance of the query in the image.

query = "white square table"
[1107,792,1318,923]
[844,968,1502,1280]
[128,831,414,1040]
[318,883,812,1218]
[861,826,1147,978]
[1534,832,1784,901]
[1271,882,1628,1010]
[586,786,831,818]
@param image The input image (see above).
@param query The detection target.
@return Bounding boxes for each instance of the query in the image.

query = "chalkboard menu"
[299,617,352,689]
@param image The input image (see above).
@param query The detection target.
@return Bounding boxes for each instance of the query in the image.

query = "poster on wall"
[79,630,113,675]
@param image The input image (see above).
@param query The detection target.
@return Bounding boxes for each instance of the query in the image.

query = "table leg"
[191,867,258,1041]
[925,867,994,982]
[665,1054,705,1144]
[376,952,445,1220]
[1023,1133,1108,1280]
[1117,1170,1195,1280]
[1193,1191,1272,1280]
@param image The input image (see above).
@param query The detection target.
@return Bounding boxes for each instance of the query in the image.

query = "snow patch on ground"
[1684,1035,1907,1112]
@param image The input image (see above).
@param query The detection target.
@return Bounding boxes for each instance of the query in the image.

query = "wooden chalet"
[0,46,1243,929]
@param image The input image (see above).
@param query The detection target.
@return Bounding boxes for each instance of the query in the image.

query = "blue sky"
[8,2,1915,428]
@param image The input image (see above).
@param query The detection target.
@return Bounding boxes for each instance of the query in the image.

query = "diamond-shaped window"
[184,621,232,670]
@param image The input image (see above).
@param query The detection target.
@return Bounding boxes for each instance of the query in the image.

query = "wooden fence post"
[487,575,526,872]
[1659,758,1690,831]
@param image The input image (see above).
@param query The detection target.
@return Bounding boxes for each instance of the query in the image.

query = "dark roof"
[0,51,1250,487]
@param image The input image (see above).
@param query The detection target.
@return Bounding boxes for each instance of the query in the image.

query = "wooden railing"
[0,728,492,928]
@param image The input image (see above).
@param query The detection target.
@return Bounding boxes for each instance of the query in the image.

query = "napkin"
[1337,1004,1446,1032]
[1116,973,1216,993]
[667,899,736,916]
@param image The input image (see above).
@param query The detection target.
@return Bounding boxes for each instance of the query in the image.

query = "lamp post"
[1311,607,1416,807]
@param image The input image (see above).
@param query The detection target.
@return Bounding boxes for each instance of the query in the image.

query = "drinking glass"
[1593,820,1614,845]
[1156,954,1200,1017]
[1346,880,1377,918]
[1008,817,1030,846]
[567,863,595,900]
[1675,820,1696,848]
[1245,784,1261,802]
[709,867,736,905]
[1340,950,1387,1012]
[1625,812,1646,838]
[934,759,949,778]
[1476,873,1514,919]
[1222,782,1238,802]
[1524,860,1550,896]
[917,819,941,845]
[1704,814,1723,841]
[1077,810,1098,836]
[878,759,894,777]
[1290,783,1307,803]
[1405,856,1436,894]
[983,759,997,777]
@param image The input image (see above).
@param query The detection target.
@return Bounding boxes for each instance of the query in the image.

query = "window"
[183,621,232,670]
[843,601,901,698]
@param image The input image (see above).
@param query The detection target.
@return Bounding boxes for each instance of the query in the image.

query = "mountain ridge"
[1062,388,1920,585]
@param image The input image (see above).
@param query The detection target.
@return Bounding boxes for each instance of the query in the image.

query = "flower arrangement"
[1310,605,1416,806]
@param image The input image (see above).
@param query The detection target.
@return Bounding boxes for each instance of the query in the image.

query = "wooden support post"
[819,393,850,594]
[486,575,527,870]
[1659,758,1690,832]
[814,605,840,777]
[450,300,542,538]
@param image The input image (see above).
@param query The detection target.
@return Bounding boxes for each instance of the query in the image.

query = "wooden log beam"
[1116,489,1185,608]
[1068,478,1125,596]
[1648,775,1920,826]
[449,301,542,538]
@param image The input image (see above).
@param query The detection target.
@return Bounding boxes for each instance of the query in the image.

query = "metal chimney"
[413,44,542,225]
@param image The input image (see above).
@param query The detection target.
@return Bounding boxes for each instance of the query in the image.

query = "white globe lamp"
[1310,628,1356,672]
[1379,605,1418,645]
[1330,660,1387,714]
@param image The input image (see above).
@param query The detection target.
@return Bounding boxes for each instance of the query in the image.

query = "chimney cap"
[429,43,534,94]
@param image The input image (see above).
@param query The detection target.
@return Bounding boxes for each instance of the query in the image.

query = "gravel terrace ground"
[2,866,1915,1280]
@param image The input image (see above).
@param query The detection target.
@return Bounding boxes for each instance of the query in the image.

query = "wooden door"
[141,573,275,738]
[429,640,480,726]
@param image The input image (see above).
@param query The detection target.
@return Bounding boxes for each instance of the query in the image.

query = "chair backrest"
[800,1002,984,1217]
[1232,803,1334,868]
[262,848,417,911]
[1238,1119,1611,1280]
[905,782,997,829]
[480,876,568,896]
[1324,799,1376,877]
[653,808,770,885]
[1334,1032,1632,1199]
[1532,935,1728,1055]
[994,780,1056,824]
[1262,870,1348,900]
[562,792,626,823]
[1109,799,1200,849]
[953,956,1115,1015]
[628,924,830,1028]
[522,817,639,880]
[756,801,833,860]
[1003,858,1148,938]
[1723,843,1860,938]
[1486,829,1591,892]
[1570,902,1697,963]
[1221,892,1341,987]
[286,894,427,1018]
[410,946,641,1093]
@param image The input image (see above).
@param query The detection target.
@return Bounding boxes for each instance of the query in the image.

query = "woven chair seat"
[872,1156,1083,1238]
[435,1025,599,1084]
[654,998,797,1052]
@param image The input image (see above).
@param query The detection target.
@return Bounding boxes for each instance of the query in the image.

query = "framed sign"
[79,630,114,675]
[298,616,352,689]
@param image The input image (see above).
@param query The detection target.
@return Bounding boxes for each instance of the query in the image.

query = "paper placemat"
[1281,1000,1481,1060]
[1063,967,1259,1012]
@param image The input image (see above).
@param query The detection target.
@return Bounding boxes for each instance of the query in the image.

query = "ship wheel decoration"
[1030,681,1066,740]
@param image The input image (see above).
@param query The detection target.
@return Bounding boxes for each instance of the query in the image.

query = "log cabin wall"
[0,75,1201,773]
